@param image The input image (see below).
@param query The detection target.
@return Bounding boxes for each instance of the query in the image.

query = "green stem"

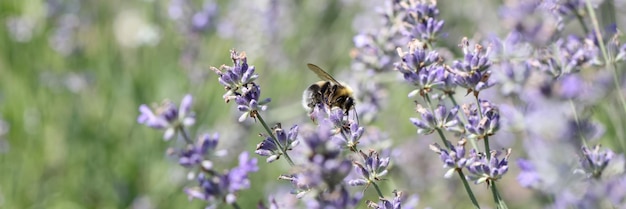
[371,181,385,198]
[448,93,459,106]
[490,183,508,209]
[178,126,193,144]
[435,128,479,208]
[256,113,295,166]
[474,97,507,208]
[484,136,492,160]
[569,100,589,147]
[575,13,590,34]
[457,169,481,209]
[435,128,451,149]
[231,202,242,209]
[586,0,626,127]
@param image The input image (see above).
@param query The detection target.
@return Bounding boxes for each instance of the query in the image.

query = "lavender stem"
[256,113,295,166]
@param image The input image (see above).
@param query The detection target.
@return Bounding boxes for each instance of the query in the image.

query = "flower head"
[465,149,512,184]
[348,150,390,186]
[185,151,258,207]
[410,103,463,135]
[429,139,473,178]
[578,145,614,179]
[450,38,494,96]
[211,50,260,102]
[137,94,195,140]
[256,124,300,163]
[516,158,542,188]
[178,133,222,169]
[462,100,500,140]
[211,50,270,122]
[366,190,419,209]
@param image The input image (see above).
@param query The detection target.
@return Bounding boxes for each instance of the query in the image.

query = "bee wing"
[307,63,342,86]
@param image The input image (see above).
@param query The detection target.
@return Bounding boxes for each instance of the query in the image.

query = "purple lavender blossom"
[191,2,218,32]
[578,145,614,179]
[178,133,221,168]
[211,50,270,122]
[516,158,542,188]
[429,139,472,178]
[462,100,500,140]
[304,185,361,209]
[465,149,511,184]
[211,50,260,101]
[450,38,494,97]
[185,152,258,207]
[234,84,271,122]
[137,94,195,140]
[540,0,588,30]
[529,36,598,77]
[348,150,390,186]
[256,124,300,163]
[366,190,419,209]
[332,118,364,151]
[410,103,463,135]
[398,0,445,42]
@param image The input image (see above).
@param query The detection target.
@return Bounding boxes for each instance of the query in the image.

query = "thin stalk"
[475,97,507,209]
[448,93,459,106]
[457,169,481,209]
[178,126,193,144]
[569,100,589,147]
[434,128,480,208]
[585,0,626,115]
[490,183,508,209]
[371,182,385,198]
[575,13,590,34]
[256,113,295,166]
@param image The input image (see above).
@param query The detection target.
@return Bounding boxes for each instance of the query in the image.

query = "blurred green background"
[3,0,620,208]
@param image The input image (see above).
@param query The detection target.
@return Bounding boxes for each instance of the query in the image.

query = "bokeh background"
[2,0,626,208]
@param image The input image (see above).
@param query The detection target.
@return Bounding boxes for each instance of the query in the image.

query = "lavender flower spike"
[348,150,390,186]
[137,94,195,140]
[466,149,512,185]
[577,144,614,179]
[211,50,259,102]
[430,139,472,178]
[367,190,418,209]
[184,152,258,207]
[256,124,300,163]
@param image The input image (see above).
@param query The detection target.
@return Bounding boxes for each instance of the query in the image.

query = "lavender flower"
[366,190,419,209]
[465,149,511,185]
[211,50,270,122]
[399,0,445,42]
[450,38,494,97]
[305,185,361,209]
[185,152,258,207]
[348,150,390,186]
[178,133,222,168]
[211,50,260,101]
[540,0,588,30]
[462,100,500,140]
[516,158,542,188]
[577,145,614,179]
[256,124,300,163]
[234,84,271,122]
[191,2,218,32]
[410,103,463,135]
[137,94,195,140]
[429,139,473,178]
[529,36,598,77]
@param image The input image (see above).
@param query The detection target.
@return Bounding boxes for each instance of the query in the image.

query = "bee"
[302,63,357,120]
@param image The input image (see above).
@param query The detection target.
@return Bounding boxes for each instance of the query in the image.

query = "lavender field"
[2,0,626,208]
